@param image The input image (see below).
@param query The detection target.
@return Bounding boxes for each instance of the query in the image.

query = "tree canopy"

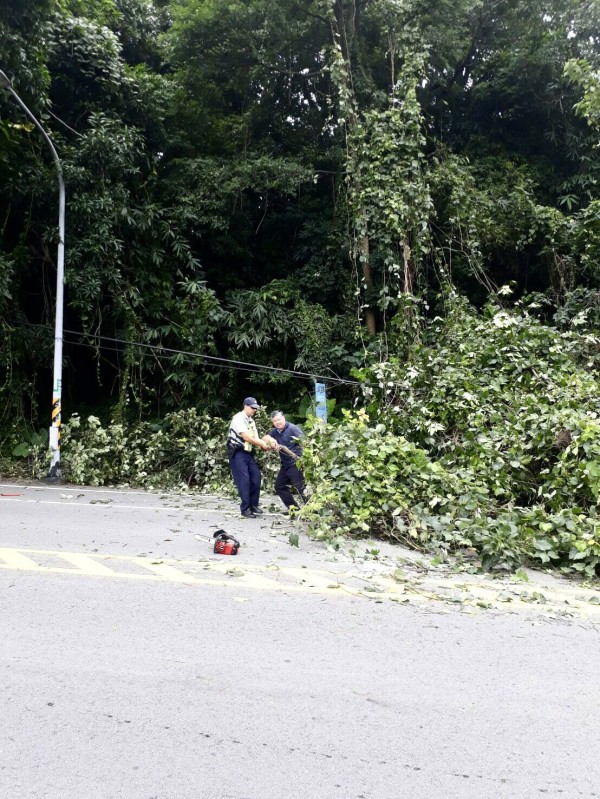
[1,0,599,414]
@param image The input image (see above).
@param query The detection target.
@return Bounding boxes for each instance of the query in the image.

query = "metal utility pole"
[0,69,65,479]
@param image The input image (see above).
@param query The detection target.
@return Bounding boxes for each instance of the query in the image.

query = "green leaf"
[12,443,32,458]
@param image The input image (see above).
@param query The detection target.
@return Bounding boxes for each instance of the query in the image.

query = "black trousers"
[229,450,261,513]
[275,462,306,508]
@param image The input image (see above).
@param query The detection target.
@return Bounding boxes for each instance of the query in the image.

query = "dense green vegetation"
[1,0,599,572]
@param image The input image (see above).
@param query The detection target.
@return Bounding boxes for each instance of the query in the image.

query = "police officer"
[266,410,306,514]
[228,397,270,518]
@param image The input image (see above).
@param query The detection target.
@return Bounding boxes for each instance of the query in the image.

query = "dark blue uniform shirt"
[268,422,303,467]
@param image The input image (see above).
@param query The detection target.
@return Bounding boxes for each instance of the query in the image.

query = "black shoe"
[241,509,256,518]
[250,506,264,515]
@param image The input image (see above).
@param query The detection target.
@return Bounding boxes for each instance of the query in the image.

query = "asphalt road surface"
[1,481,599,799]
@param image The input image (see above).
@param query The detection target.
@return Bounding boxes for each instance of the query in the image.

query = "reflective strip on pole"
[50,395,61,454]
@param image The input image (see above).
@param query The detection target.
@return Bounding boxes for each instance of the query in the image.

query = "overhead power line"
[20,323,367,387]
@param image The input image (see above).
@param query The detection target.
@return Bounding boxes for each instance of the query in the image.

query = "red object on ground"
[213,532,240,555]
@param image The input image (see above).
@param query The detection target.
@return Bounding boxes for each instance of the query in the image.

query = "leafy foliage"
[58,408,281,490]
[301,297,600,576]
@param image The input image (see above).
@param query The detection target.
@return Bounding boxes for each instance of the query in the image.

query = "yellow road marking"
[142,561,197,583]
[0,547,372,598]
[1,547,598,618]
[0,549,45,571]
[59,552,116,576]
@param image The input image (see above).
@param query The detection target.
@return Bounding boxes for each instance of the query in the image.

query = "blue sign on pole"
[315,382,327,422]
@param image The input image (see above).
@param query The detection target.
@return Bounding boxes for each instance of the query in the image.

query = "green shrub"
[61,408,280,492]
[301,298,600,576]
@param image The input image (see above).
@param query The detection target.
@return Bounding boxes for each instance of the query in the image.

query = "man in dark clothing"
[265,410,306,513]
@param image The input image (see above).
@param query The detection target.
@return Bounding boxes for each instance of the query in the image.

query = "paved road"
[1,482,599,798]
